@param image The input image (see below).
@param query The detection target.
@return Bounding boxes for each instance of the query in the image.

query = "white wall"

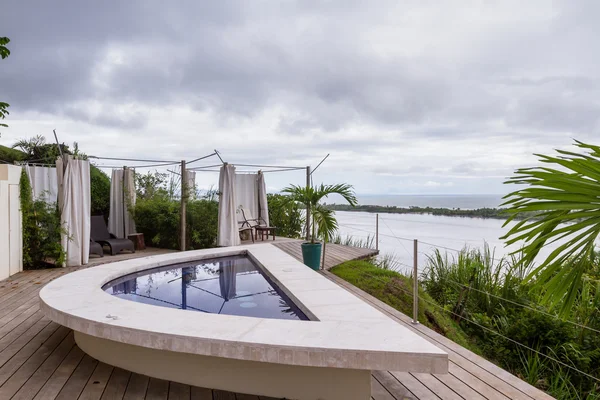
[0,165,23,280]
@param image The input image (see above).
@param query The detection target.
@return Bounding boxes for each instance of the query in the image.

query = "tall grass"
[421,243,531,316]
[330,233,375,249]
[419,244,600,398]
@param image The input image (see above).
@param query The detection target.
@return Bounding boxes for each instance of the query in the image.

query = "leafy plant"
[132,175,219,250]
[266,193,304,238]
[19,169,66,268]
[281,183,357,243]
[501,140,600,316]
[90,167,110,219]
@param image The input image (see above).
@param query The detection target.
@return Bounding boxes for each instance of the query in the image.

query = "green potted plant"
[282,183,357,270]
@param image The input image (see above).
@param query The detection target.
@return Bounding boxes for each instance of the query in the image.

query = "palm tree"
[501,140,600,316]
[281,183,357,243]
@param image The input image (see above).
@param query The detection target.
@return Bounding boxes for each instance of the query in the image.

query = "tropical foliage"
[9,136,112,219]
[266,193,304,238]
[501,140,600,316]
[421,246,600,399]
[281,183,357,243]
[19,169,65,269]
[132,171,219,250]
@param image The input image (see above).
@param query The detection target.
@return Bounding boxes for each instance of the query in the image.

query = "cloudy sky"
[1,1,599,197]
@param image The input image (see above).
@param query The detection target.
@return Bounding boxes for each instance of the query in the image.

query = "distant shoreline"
[326,204,514,220]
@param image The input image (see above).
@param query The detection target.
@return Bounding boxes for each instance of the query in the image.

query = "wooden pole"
[376,213,379,251]
[413,239,419,324]
[180,160,187,251]
[122,166,127,238]
[305,166,311,241]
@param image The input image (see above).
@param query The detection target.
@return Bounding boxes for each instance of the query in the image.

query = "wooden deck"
[272,239,379,270]
[0,248,553,400]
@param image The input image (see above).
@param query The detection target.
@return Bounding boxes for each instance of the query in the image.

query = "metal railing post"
[413,239,419,324]
[375,214,379,251]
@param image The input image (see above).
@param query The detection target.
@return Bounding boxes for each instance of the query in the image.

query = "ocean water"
[355,194,505,209]
[334,210,563,275]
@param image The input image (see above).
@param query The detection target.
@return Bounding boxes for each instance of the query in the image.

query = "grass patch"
[330,259,481,354]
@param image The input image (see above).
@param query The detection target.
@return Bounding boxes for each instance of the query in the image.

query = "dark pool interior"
[103,255,308,321]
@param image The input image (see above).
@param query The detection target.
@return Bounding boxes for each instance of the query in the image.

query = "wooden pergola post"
[305,166,311,241]
[180,160,187,251]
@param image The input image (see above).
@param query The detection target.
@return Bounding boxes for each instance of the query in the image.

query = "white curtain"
[26,165,59,204]
[257,171,269,226]
[234,173,259,222]
[58,156,91,267]
[186,170,196,199]
[108,169,136,238]
[217,164,240,247]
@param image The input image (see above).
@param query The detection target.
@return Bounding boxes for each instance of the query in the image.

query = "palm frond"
[502,140,600,316]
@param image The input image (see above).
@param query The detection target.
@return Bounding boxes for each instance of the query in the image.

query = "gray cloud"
[2,1,600,194]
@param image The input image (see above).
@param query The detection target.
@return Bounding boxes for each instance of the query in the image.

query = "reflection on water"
[104,255,308,321]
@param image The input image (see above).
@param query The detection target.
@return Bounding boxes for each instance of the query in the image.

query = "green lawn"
[330,260,481,354]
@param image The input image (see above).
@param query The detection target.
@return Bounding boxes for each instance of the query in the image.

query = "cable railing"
[342,263,600,385]
[337,213,600,335]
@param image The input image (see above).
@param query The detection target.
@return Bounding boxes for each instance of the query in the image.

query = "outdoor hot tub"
[40,244,448,400]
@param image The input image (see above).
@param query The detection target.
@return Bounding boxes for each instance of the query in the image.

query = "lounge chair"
[239,207,276,241]
[89,239,104,258]
[90,216,135,255]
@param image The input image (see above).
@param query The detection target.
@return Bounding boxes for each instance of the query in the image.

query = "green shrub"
[90,166,110,219]
[420,246,600,398]
[19,169,65,269]
[267,193,304,238]
[133,193,219,250]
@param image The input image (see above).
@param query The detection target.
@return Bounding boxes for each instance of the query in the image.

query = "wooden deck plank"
[11,333,75,400]
[189,386,211,400]
[123,373,150,400]
[168,381,191,400]
[448,363,510,400]
[433,372,487,400]
[213,389,237,399]
[78,362,115,400]
[0,326,70,398]
[0,321,59,384]
[372,370,416,400]
[235,393,261,399]
[390,371,441,399]
[272,240,378,270]
[410,372,463,400]
[100,367,131,400]
[145,378,169,400]
[55,354,99,400]
[32,345,86,400]
[0,310,45,351]
[371,375,397,400]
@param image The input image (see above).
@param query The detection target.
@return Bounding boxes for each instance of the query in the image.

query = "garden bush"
[19,169,65,269]
[133,194,219,250]
[267,193,304,238]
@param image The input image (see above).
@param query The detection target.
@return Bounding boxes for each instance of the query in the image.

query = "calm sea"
[355,194,505,209]
[334,194,561,274]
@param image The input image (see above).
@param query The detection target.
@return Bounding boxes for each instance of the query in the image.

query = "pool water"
[103,255,308,321]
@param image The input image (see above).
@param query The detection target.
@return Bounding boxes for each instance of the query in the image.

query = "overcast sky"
[1,1,599,197]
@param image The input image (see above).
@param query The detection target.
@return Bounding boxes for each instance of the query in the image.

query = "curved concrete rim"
[39,244,448,373]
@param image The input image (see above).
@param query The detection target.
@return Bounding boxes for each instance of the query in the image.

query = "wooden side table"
[255,226,276,241]
[128,233,146,250]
